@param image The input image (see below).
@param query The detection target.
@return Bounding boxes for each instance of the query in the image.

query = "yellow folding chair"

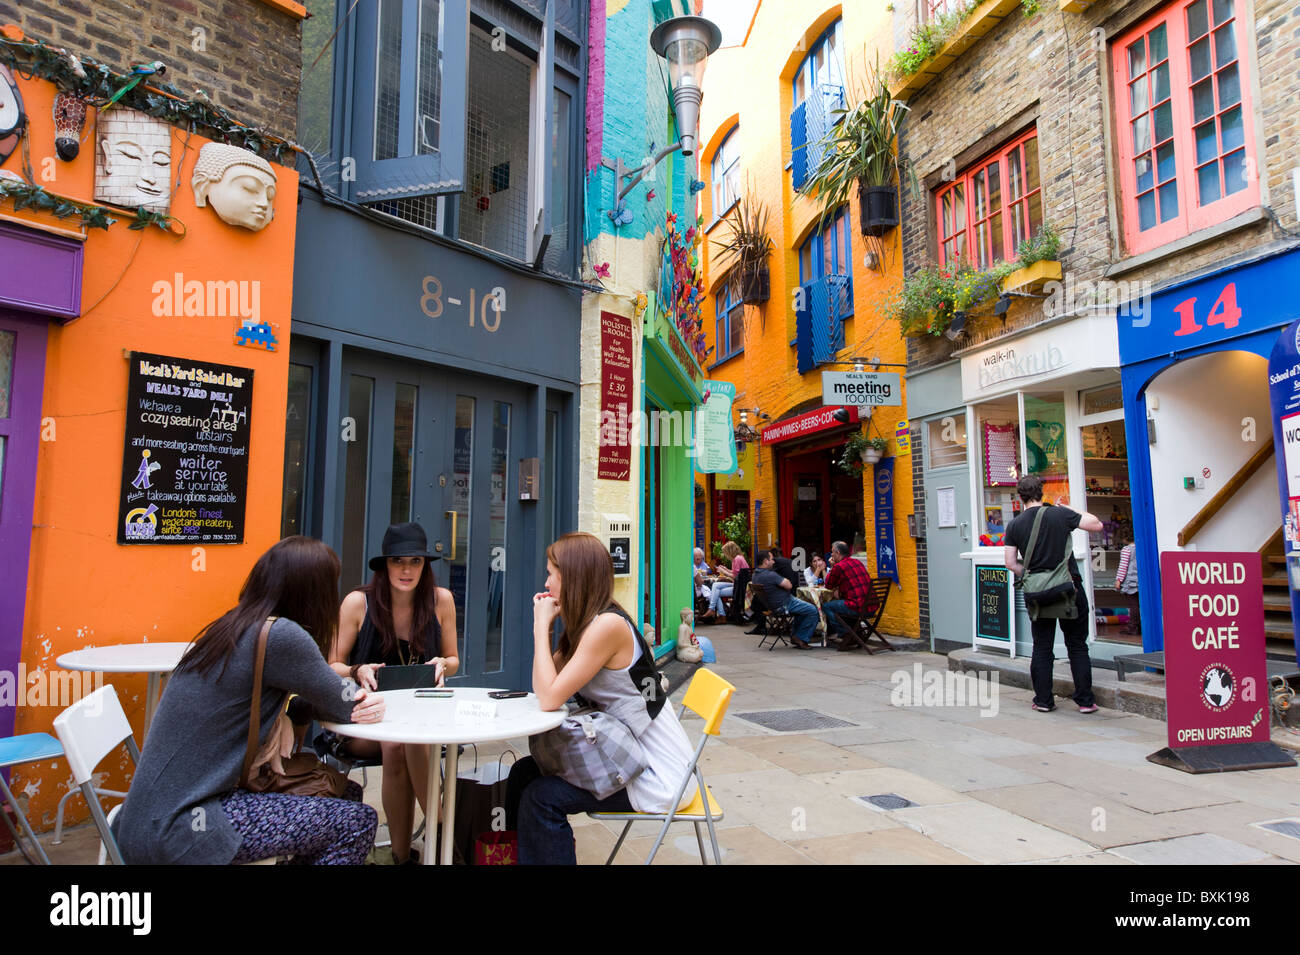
[589,668,735,865]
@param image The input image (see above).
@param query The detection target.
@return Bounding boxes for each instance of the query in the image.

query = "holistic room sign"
[118,351,253,544]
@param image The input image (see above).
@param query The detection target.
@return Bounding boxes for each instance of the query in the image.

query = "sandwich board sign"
[1149,551,1294,773]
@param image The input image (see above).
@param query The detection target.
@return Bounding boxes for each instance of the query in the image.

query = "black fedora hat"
[368,522,440,572]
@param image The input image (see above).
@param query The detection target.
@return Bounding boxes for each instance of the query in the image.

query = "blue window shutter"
[532,0,555,267]
[796,281,814,373]
[790,101,808,191]
[350,0,469,203]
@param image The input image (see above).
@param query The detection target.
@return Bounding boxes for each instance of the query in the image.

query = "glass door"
[336,353,527,686]
[432,373,526,687]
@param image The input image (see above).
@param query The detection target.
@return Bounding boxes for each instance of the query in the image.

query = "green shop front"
[640,299,704,658]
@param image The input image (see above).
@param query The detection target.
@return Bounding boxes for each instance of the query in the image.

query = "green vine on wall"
[0,176,180,233]
[0,34,297,164]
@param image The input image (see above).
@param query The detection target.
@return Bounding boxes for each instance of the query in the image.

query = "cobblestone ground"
[10,623,1300,865]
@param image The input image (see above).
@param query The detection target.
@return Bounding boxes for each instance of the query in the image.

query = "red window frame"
[935,128,1041,268]
[1112,0,1258,256]
[925,0,962,22]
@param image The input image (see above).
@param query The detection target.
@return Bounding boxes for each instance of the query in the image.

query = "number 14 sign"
[1173,282,1241,338]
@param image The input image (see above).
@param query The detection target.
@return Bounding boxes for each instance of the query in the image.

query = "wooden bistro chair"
[588,668,735,865]
[850,579,896,655]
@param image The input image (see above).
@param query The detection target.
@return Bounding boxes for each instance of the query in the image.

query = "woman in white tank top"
[505,532,697,865]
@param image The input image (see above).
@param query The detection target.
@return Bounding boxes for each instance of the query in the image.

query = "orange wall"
[697,2,919,637]
[4,73,299,829]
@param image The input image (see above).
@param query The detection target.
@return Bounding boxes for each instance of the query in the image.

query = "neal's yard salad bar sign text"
[118,351,254,544]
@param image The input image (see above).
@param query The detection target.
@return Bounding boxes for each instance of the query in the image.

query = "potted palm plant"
[715,189,775,305]
[804,60,909,238]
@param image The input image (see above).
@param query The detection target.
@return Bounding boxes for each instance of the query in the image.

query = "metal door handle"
[444,510,458,561]
[959,521,969,542]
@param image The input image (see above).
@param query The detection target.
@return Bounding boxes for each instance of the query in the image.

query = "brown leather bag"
[239,618,351,799]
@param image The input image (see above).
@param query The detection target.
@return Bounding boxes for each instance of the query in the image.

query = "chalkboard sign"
[975,565,1013,644]
[118,351,254,544]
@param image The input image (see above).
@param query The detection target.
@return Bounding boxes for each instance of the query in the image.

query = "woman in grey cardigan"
[114,536,386,864]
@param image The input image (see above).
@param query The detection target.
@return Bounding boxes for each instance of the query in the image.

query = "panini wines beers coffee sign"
[1159,553,1268,747]
[118,351,254,544]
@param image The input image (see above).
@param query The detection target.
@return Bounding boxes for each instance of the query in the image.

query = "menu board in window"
[118,352,253,544]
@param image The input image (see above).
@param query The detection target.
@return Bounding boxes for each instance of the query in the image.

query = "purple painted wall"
[586,0,606,172]
[0,311,48,743]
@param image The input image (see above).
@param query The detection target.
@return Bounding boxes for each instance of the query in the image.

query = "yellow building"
[697,1,918,637]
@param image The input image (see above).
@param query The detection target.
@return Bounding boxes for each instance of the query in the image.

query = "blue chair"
[0,733,63,865]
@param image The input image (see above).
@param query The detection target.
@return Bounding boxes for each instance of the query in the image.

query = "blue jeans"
[782,597,820,644]
[707,582,733,614]
[821,599,859,639]
[506,756,634,865]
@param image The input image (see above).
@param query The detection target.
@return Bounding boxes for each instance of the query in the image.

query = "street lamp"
[606,14,722,205]
[650,15,722,156]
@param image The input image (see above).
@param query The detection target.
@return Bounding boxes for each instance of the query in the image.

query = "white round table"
[323,687,565,865]
[57,643,190,739]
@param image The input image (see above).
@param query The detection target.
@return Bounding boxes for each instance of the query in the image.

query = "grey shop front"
[910,313,1134,663]
[284,190,582,690]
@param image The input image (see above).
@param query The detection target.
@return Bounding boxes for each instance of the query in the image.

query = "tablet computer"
[376,665,442,691]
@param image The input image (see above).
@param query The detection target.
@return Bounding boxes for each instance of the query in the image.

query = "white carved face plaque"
[95,109,172,211]
[191,142,277,231]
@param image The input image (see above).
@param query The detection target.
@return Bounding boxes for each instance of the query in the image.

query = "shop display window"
[1024,391,1069,506]
[1082,417,1137,645]
[974,397,1022,545]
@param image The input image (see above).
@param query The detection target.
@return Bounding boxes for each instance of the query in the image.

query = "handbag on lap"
[239,618,351,799]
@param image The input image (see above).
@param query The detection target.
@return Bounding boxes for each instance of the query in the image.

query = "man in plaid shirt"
[822,541,876,649]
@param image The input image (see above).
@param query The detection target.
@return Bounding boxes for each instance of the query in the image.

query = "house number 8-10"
[421,275,503,333]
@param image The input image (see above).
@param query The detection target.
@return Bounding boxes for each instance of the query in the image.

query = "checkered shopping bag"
[529,704,647,801]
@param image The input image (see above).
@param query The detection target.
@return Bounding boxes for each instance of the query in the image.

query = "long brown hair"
[178,536,341,678]
[548,532,629,665]
[360,558,437,659]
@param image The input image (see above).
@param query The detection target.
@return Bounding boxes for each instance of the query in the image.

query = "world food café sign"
[821,371,901,407]
[1151,552,1294,773]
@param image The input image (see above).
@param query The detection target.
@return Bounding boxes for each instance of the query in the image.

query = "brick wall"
[896,0,1300,372]
[0,0,302,139]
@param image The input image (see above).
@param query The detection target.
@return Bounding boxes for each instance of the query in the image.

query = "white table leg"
[423,743,442,866]
[441,742,460,866]
[144,672,162,740]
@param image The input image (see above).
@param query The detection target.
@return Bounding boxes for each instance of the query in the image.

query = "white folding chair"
[53,685,138,865]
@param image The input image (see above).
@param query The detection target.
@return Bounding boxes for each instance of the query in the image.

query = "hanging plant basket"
[859,184,899,237]
[738,263,770,305]
[860,447,883,464]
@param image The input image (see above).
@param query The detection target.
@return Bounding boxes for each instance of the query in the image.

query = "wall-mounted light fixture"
[944,310,968,341]
[608,15,722,204]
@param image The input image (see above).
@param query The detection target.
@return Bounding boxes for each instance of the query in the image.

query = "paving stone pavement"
[8,623,1300,865]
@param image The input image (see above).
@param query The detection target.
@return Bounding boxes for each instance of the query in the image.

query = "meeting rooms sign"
[821,372,901,407]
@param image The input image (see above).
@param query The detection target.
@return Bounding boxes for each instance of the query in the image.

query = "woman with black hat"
[328,522,459,864]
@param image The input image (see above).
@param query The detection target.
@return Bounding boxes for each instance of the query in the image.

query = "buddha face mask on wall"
[95,109,171,211]
[191,142,276,231]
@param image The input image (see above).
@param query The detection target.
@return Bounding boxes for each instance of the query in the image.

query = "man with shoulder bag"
[1004,475,1104,714]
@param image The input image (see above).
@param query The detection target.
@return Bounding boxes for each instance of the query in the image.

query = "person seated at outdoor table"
[753,548,820,649]
[328,522,459,864]
[701,541,747,622]
[505,532,698,865]
[113,536,386,865]
[692,547,713,602]
[769,542,802,590]
[822,540,876,650]
[803,553,828,588]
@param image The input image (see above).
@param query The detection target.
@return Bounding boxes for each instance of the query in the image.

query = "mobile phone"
[488,690,528,700]
[415,689,453,698]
